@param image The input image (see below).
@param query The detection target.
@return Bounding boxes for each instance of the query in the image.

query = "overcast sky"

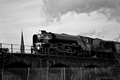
[0,0,120,46]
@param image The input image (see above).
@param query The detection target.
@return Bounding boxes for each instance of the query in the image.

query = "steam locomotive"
[31,30,120,61]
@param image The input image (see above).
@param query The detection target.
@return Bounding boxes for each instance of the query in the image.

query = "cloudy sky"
[0,0,120,46]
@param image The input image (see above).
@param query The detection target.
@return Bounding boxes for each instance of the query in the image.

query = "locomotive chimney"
[41,30,46,33]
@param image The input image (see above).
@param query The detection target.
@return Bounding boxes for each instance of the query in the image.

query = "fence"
[0,67,120,80]
[0,43,31,54]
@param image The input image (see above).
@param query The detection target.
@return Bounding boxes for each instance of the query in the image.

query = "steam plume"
[78,29,109,38]
[42,0,120,22]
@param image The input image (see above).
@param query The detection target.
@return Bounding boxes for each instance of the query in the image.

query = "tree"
[0,48,9,53]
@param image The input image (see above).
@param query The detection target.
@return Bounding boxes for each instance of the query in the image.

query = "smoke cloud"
[42,0,120,22]
[78,29,109,38]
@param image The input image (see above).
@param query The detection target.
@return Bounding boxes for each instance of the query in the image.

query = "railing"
[0,67,120,80]
[0,43,32,54]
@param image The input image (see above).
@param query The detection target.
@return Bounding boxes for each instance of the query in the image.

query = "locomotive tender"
[32,30,120,63]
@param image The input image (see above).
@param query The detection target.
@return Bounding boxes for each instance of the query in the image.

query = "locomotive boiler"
[32,30,84,55]
[32,30,120,63]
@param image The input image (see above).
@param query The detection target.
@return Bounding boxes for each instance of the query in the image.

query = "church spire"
[20,30,25,53]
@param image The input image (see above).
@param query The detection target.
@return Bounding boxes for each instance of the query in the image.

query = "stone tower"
[20,30,25,53]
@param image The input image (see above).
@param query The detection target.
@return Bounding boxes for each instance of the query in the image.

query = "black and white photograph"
[0,0,120,80]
